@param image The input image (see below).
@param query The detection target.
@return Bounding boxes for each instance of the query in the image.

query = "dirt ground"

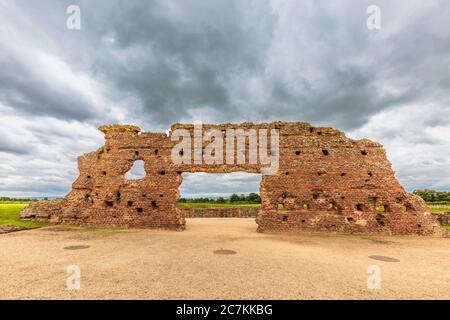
[0,218,449,300]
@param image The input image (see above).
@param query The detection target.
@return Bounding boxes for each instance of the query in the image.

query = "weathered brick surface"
[433,212,450,226]
[181,207,258,218]
[20,200,66,223]
[20,122,446,235]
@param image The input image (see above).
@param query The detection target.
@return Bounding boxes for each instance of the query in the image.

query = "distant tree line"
[413,190,450,203]
[179,193,261,204]
[0,196,39,202]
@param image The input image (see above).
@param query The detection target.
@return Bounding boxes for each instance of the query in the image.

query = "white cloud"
[349,102,450,191]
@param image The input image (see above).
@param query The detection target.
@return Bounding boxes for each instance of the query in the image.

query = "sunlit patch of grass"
[428,206,450,213]
[0,203,48,228]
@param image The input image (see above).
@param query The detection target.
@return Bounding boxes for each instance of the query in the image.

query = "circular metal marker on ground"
[214,249,237,255]
[64,245,90,250]
[369,255,400,262]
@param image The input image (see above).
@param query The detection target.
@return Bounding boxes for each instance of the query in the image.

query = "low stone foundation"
[20,202,259,222]
[181,207,259,218]
[0,225,31,234]
[433,212,450,226]
[20,201,448,236]
[257,210,447,236]
[20,200,66,223]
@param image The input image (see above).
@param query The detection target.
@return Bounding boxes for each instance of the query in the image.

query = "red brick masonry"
[180,207,259,218]
[20,122,446,236]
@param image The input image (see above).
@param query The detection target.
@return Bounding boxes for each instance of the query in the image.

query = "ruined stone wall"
[20,200,66,223]
[57,125,185,230]
[181,207,259,218]
[21,122,446,235]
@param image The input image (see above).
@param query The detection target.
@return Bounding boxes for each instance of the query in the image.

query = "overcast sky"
[0,0,449,198]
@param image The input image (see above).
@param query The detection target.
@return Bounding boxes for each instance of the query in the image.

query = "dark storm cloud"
[0,68,97,122]
[85,0,275,125]
[91,0,378,128]
[2,0,449,129]
[93,0,449,130]
[0,0,449,196]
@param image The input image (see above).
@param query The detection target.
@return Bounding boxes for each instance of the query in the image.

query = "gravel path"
[0,218,449,299]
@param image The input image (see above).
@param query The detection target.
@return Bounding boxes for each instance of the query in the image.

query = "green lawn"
[177,202,260,208]
[428,206,450,213]
[0,203,48,228]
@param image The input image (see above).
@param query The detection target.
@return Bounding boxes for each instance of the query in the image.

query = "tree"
[230,194,240,203]
[216,197,226,203]
[247,193,261,203]
[413,189,437,202]
[413,189,450,203]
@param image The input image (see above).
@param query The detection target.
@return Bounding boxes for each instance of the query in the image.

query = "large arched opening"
[178,172,262,228]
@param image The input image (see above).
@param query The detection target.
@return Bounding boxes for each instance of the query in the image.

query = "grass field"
[0,203,48,228]
[428,206,450,213]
